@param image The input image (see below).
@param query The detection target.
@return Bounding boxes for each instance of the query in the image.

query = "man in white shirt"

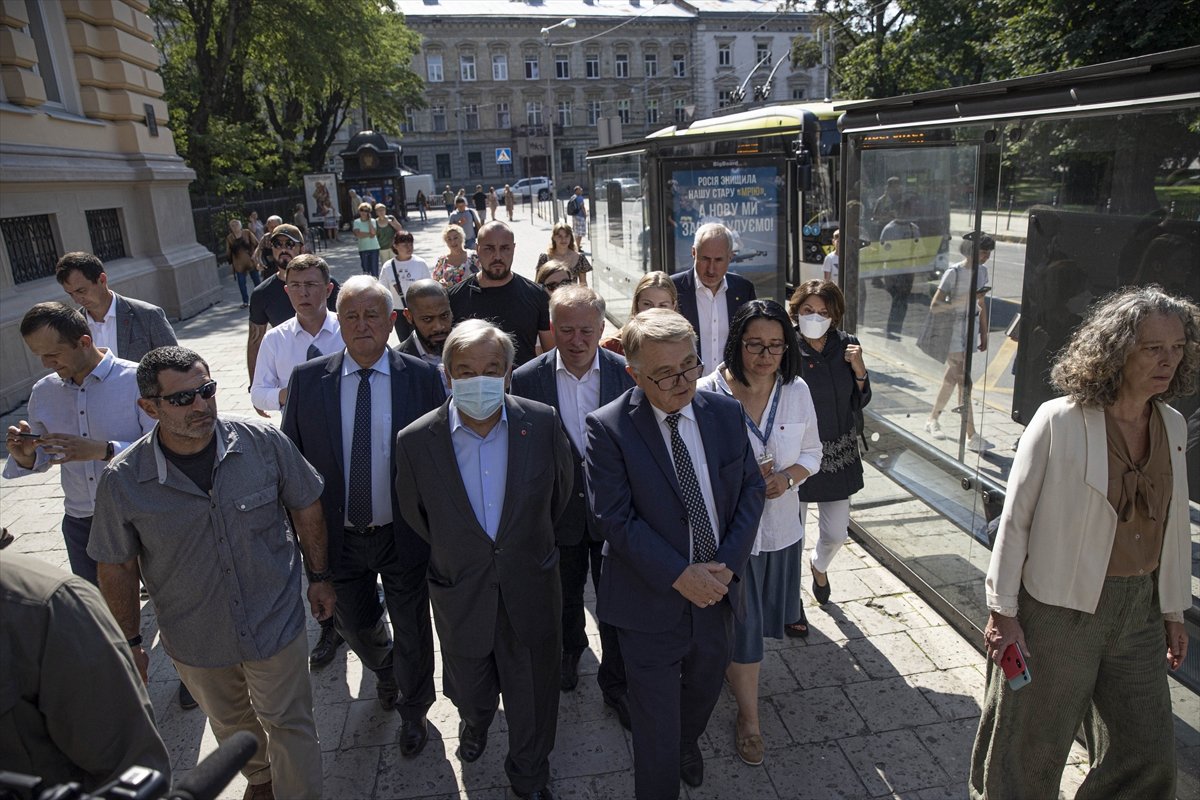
[250,254,342,413]
[671,223,756,376]
[382,232,430,341]
[55,252,177,363]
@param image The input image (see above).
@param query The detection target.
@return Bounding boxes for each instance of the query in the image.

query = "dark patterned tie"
[306,343,322,361]
[347,368,373,529]
[666,413,717,563]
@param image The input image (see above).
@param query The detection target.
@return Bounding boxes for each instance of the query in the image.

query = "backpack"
[567,198,578,216]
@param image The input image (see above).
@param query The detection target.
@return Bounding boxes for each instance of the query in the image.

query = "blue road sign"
[495,147,512,165]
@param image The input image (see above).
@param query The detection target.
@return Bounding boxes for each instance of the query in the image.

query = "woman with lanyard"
[698,300,822,767]
[787,280,870,615]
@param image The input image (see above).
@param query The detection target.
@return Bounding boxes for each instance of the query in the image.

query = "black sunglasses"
[270,236,300,249]
[149,380,218,407]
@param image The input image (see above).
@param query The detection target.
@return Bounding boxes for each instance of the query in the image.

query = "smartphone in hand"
[1000,642,1032,691]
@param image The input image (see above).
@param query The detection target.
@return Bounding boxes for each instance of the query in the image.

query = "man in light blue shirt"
[4,302,154,584]
[448,400,507,539]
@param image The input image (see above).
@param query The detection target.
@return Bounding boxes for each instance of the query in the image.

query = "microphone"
[167,731,258,800]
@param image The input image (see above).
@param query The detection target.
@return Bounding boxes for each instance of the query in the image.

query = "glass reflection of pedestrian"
[879,210,921,340]
[970,286,1197,800]
[925,235,993,452]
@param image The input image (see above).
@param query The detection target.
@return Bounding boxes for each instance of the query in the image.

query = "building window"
[463,104,479,130]
[524,56,539,80]
[791,87,807,100]
[555,54,570,80]
[557,100,571,128]
[460,54,476,81]
[86,209,126,262]
[403,155,419,172]
[427,53,443,82]
[496,102,511,128]
[431,104,446,132]
[492,54,508,81]
[673,54,686,78]
[617,99,630,124]
[435,154,452,180]
[644,53,658,78]
[587,100,601,126]
[756,43,771,64]
[646,99,658,125]
[400,107,416,133]
[1,214,58,284]
[586,53,600,79]
[526,101,542,126]
[718,44,731,68]
[468,152,483,177]
[615,53,629,79]
[560,148,575,174]
[674,98,687,123]
[718,90,733,108]
[24,0,62,105]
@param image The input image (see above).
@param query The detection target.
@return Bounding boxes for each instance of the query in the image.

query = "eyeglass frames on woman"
[742,341,788,355]
[148,380,218,407]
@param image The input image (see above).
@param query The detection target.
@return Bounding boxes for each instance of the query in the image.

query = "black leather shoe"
[458,722,488,763]
[603,693,632,731]
[309,624,344,669]
[376,674,399,712]
[560,651,581,692]
[680,743,704,788]
[508,787,555,800]
[399,717,428,757]
[178,682,198,711]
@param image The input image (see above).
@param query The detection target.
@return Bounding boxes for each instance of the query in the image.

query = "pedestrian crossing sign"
[495,148,513,165]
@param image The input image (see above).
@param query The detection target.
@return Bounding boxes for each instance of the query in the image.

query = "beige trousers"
[173,632,322,799]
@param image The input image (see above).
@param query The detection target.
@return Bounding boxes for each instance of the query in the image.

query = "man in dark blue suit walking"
[281,276,444,759]
[585,309,765,799]
[671,222,756,376]
[511,286,635,725]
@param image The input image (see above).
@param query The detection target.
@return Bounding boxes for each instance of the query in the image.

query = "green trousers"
[969,576,1175,800]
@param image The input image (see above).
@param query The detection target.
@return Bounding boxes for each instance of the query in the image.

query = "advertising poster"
[303,173,339,227]
[668,161,783,298]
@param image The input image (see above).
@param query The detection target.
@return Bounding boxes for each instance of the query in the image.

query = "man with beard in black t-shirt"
[447,222,552,367]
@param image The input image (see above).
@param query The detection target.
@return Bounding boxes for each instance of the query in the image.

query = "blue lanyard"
[743,378,783,448]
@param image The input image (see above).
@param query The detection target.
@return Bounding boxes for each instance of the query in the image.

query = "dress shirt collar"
[292,310,339,339]
[340,349,391,378]
[650,399,697,428]
[58,349,117,388]
[413,335,430,359]
[554,349,600,381]
[151,418,230,485]
[99,292,117,323]
[449,400,509,437]
[693,271,728,299]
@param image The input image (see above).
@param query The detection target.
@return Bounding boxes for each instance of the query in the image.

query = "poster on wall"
[668,160,785,300]
[303,173,339,228]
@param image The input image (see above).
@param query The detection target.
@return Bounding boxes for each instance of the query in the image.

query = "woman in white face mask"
[786,280,871,614]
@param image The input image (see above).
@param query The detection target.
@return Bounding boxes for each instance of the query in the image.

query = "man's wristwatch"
[785,473,796,490]
[127,634,144,648]
[306,568,334,584]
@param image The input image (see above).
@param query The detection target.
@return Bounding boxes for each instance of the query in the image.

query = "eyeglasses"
[285,281,326,292]
[743,341,788,355]
[544,277,576,291]
[646,362,705,391]
[270,237,300,249]
[149,380,218,407]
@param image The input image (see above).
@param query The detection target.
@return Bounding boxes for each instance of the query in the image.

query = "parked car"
[608,176,642,199]
[498,177,554,201]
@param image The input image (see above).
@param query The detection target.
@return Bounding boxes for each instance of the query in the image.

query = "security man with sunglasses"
[89,345,335,800]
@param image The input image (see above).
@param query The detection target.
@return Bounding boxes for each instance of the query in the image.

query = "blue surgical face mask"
[453,375,506,420]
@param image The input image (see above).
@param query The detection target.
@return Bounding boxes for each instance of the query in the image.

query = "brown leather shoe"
[242,780,274,800]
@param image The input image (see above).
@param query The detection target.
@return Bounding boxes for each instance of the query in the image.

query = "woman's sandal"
[784,606,809,638]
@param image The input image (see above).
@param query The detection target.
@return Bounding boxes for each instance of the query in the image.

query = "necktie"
[306,343,322,361]
[666,413,717,563]
[347,368,373,529]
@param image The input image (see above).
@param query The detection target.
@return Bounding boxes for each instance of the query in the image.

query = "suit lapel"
[629,390,685,504]
[495,399,530,540]
[598,351,624,405]
[320,352,345,477]
[427,402,493,542]
[1082,403,1108,497]
[114,294,133,356]
[538,354,560,408]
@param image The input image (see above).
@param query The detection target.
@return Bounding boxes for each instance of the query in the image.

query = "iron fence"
[190,188,306,263]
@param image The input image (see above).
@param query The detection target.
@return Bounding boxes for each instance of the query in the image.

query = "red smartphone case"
[1000,643,1027,680]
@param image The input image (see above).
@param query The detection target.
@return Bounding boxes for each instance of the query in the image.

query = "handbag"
[915,268,958,363]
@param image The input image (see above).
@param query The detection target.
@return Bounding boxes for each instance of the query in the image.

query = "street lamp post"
[541,17,575,222]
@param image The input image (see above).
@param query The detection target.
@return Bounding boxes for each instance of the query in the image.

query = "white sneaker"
[967,434,995,453]
[924,419,945,440]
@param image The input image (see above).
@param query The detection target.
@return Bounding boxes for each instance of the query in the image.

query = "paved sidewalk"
[0,212,1099,799]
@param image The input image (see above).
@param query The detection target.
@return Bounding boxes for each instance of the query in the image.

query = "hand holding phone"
[5,423,40,464]
[1000,642,1032,691]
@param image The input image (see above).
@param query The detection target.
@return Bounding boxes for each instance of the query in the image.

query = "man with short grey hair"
[396,319,573,800]
[671,222,756,376]
[89,346,334,800]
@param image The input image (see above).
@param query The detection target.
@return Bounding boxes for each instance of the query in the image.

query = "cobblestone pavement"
[1,208,1108,799]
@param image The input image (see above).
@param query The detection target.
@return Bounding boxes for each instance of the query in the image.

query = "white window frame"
[427,53,444,83]
[644,53,658,78]
[585,54,600,79]
[492,53,508,81]
[460,54,476,82]
[615,53,629,79]
[525,56,540,80]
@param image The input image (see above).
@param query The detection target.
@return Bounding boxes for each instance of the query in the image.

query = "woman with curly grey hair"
[970,285,1198,799]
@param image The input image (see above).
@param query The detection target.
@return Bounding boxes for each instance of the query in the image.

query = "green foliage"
[151,0,423,193]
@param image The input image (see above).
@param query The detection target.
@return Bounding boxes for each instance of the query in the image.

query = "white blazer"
[986,396,1190,617]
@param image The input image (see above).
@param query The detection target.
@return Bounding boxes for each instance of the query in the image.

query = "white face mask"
[798,313,832,340]
[452,375,506,420]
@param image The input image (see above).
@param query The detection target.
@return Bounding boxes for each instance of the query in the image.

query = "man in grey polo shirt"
[89,346,336,800]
